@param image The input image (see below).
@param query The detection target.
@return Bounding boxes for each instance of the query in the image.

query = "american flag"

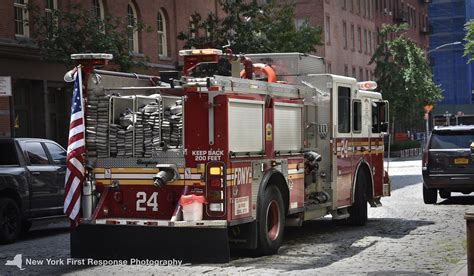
[64,68,85,224]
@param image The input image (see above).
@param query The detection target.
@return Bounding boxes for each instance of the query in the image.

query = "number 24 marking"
[136,192,158,212]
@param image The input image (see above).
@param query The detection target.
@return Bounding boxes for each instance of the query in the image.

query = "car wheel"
[21,220,32,235]
[256,185,285,255]
[439,190,451,199]
[0,198,22,244]
[423,185,437,204]
[347,172,368,226]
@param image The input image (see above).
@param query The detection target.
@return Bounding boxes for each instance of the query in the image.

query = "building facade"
[296,0,428,81]
[0,0,218,146]
[429,0,474,116]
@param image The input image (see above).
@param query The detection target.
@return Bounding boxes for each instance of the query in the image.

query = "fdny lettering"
[234,167,252,185]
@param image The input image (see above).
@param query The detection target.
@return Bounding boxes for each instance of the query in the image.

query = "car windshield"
[430,131,474,149]
[0,141,19,165]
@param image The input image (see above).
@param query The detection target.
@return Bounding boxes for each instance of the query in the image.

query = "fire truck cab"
[70,49,390,263]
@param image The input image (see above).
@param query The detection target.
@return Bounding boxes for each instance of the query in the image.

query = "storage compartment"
[228,99,264,154]
[274,103,303,153]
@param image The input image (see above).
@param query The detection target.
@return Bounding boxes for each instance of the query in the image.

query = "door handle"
[31,171,40,176]
[58,171,66,175]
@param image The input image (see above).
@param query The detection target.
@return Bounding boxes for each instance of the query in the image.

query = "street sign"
[0,76,12,96]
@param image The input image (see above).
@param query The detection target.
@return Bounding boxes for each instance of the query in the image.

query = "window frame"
[127,3,139,53]
[14,0,29,37]
[92,0,105,20]
[352,100,362,133]
[44,142,66,166]
[157,9,168,57]
[337,86,352,134]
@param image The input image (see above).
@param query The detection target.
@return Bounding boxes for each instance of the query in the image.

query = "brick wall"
[0,97,11,138]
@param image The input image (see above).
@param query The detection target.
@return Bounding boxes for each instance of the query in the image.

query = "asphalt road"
[0,158,471,275]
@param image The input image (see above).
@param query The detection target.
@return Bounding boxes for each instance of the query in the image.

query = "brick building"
[0,0,218,145]
[0,0,429,145]
[295,0,429,80]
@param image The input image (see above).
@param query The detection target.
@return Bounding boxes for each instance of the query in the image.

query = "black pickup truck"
[0,138,67,243]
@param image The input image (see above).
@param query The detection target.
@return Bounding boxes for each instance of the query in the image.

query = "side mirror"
[376,100,389,134]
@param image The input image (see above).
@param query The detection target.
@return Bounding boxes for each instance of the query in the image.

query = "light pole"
[427,41,462,54]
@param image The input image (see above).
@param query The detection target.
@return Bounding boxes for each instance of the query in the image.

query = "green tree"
[29,3,149,72]
[178,0,322,54]
[463,19,474,63]
[369,24,442,131]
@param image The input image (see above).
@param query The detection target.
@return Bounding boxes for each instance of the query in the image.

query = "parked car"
[422,125,474,204]
[0,138,66,243]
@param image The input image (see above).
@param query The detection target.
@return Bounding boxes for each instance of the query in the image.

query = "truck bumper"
[71,222,230,263]
[422,171,474,190]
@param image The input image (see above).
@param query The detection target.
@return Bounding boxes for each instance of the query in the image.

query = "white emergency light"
[357,81,378,90]
[71,53,113,60]
[179,49,223,56]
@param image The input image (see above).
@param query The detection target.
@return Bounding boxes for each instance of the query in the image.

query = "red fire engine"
[70,49,390,263]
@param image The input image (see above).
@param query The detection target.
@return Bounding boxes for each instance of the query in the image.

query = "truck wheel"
[347,173,368,226]
[257,185,285,255]
[0,198,22,244]
[439,190,451,199]
[423,185,437,204]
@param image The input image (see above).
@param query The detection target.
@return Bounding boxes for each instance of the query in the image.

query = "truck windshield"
[430,131,474,149]
[0,141,19,165]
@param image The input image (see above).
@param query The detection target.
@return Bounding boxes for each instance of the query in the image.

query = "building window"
[352,67,357,78]
[157,10,168,57]
[357,0,361,14]
[325,15,331,45]
[350,0,354,12]
[364,29,368,54]
[344,65,349,76]
[342,0,346,10]
[357,27,362,53]
[45,0,58,25]
[127,3,138,53]
[368,31,372,54]
[327,62,332,74]
[351,24,355,51]
[359,67,363,80]
[14,0,29,37]
[343,21,348,49]
[92,0,105,20]
[366,69,369,80]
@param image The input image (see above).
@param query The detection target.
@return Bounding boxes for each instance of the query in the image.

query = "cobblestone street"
[0,158,471,275]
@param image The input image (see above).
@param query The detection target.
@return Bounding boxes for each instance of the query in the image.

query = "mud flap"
[71,223,230,263]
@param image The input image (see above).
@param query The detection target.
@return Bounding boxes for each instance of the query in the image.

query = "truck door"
[23,141,62,216]
[44,142,67,211]
[334,85,353,207]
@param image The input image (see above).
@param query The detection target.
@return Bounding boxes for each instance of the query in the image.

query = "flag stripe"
[64,69,85,226]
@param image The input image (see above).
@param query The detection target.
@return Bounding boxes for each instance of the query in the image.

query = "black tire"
[347,173,368,226]
[439,190,451,199]
[423,185,437,204]
[256,185,285,255]
[21,220,32,235]
[0,198,22,244]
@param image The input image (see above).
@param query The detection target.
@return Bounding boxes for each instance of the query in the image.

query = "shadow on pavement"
[20,226,70,242]
[390,174,422,191]
[229,218,433,271]
[438,195,474,205]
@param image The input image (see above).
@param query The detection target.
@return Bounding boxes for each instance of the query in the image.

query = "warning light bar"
[357,81,378,91]
[179,49,223,56]
[71,53,113,60]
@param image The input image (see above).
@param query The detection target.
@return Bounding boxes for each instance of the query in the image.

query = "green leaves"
[370,24,442,130]
[463,20,474,63]
[178,0,322,55]
[29,3,148,72]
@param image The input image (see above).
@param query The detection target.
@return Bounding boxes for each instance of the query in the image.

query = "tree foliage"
[463,19,474,63]
[369,24,442,130]
[178,0,322,54]
[29,3,149,72]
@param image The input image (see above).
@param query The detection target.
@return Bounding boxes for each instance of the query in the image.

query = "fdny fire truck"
[70,49,390,263]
